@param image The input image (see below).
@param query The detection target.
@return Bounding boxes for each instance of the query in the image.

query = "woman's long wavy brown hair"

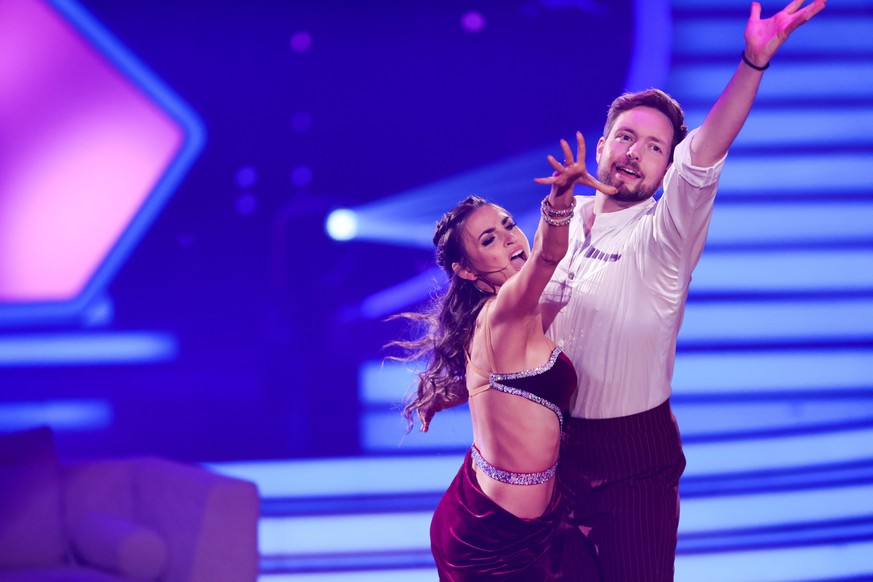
[388,195,500,433]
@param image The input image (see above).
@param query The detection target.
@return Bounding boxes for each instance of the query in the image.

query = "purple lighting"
[291,165,313,189]
[0,0,187,303]
[235,192,258,216]
[291,111,312,133]
[460,11,486,33]
[290,31,312,53]
[176,233,195,249]
[235,165,258,189]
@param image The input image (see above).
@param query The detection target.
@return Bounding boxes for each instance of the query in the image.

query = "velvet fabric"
[431,449,565,581]
[489,350,577,414]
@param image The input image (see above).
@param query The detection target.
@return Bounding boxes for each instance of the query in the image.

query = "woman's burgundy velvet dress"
[430,349,580,581]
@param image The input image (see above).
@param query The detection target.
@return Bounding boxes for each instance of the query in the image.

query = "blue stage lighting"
[326,209,359,241]
[0,399,112,432]
[0,331,177,366]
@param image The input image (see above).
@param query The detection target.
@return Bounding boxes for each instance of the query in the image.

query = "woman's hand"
[534,131,617,200]
[744,0,826,67]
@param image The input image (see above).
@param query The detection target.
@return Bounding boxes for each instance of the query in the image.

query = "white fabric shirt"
[542,128,727,419]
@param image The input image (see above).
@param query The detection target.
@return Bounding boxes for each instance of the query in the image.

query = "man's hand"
[744,0,827,67]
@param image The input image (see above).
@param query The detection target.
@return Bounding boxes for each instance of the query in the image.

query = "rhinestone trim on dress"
[489,346,565,432]
[471,444,557,486]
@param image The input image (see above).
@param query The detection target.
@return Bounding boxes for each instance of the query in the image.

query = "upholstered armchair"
[0,427,260,582]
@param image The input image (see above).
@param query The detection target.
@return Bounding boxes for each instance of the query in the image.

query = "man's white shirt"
[542,128,727,419]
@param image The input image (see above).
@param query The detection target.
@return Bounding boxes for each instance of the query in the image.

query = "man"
[541,1,827,580]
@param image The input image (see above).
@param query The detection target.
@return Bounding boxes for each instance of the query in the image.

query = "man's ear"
[595,136,605,164]
[452,262,477,282]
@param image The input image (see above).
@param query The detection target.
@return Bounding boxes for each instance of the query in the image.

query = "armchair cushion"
[0,427,67,568]
[71,512,168,581]
[63,456,260,582]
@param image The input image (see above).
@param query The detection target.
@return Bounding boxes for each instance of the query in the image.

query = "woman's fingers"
[575,131,587,162]
[546,154,564,173]
[537,132,607,190]
[560,139,574,166]
[585,175,618,195]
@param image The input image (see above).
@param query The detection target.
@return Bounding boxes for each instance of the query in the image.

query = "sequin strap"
[490,347,565,432]
[471,445,557,486]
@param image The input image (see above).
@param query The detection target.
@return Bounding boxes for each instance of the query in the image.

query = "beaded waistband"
[471,444,557,486]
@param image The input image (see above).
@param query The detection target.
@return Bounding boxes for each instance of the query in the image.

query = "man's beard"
[597,162,660,205]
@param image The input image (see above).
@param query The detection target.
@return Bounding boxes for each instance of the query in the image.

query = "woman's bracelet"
[541,195,575,218]
[741,51,769,71]
[541,205,573,227]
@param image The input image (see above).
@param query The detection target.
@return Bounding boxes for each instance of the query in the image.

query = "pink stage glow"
[0,0,183,302]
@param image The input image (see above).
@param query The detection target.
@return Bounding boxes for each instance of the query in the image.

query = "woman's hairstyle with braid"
[388,195,503,432]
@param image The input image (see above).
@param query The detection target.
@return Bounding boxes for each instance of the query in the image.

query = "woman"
[392,132,615,580]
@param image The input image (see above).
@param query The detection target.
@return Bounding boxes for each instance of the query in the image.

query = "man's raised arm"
[691,0,826,167]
